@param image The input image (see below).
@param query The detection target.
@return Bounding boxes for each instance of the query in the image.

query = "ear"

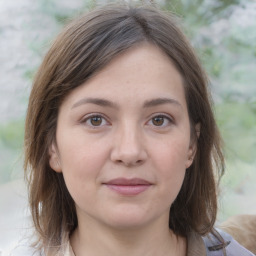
[49,143,62,173]
[185,123,200,169]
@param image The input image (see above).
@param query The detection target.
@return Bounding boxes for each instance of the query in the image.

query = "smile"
[103,178,152,196]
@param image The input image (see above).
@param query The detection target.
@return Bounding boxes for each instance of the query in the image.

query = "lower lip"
[105,184,151,196]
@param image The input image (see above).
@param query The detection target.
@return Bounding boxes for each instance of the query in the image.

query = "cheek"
[154,137,190,172]
[151,138,189,195]
[60,147,106,180]
[57,129,110,171]
[57,136,110,199]
[60,152,103,210]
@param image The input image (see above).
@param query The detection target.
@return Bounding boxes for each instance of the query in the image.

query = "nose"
[110,123,148,167]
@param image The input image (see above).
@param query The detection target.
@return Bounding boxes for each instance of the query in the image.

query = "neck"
[70,214,186,256]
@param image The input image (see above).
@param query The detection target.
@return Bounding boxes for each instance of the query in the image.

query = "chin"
[102,206,152,230]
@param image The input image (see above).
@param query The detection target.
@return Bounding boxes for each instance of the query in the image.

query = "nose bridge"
[121,121,139,149]
[111,119,147,166]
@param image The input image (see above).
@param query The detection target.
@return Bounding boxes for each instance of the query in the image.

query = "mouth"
[103,178,152,196]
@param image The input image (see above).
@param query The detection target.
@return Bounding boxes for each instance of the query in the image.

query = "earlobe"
[186,123,201,169]
[195,123,201,139]
[49,144,62,173]
[185,151,195,169]
[185,145,197,169]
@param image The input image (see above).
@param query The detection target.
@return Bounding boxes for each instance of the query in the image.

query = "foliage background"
[0,0,255,224]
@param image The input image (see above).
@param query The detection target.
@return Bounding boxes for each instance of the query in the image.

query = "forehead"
[62,44,187,109]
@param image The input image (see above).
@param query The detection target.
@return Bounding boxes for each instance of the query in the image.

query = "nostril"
[114,158,144,167]
[110,134,148,166]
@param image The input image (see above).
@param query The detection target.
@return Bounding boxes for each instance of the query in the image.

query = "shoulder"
[203,228,255,256]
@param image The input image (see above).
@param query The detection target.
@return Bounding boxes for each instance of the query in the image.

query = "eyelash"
[81,113,110,128]
[147,114,174,128]
[80,113,174,129]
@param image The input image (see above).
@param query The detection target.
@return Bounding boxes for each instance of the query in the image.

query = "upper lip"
[104,178,152,185]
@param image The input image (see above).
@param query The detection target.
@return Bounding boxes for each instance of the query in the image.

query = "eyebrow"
[72,97,118,109]
[143,98,182,109]
[71,97,182,109]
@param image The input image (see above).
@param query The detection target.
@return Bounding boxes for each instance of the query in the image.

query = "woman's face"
[49,44,196,231]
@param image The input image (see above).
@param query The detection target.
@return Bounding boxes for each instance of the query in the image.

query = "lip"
[103,178,152,196]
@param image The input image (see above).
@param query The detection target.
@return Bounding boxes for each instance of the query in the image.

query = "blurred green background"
[0,0,255,222]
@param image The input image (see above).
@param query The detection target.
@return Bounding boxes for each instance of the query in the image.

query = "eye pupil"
[90,116,102,126]
[152,116,164,126]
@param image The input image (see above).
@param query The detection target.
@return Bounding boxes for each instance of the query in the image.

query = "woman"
[20,3,254,256]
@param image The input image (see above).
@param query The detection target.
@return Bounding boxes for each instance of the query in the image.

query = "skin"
[49,44,197,256]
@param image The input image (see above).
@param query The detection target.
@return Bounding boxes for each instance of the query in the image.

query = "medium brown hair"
[24,3,224,253]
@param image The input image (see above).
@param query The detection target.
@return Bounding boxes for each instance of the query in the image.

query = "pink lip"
[103,178,152,196]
